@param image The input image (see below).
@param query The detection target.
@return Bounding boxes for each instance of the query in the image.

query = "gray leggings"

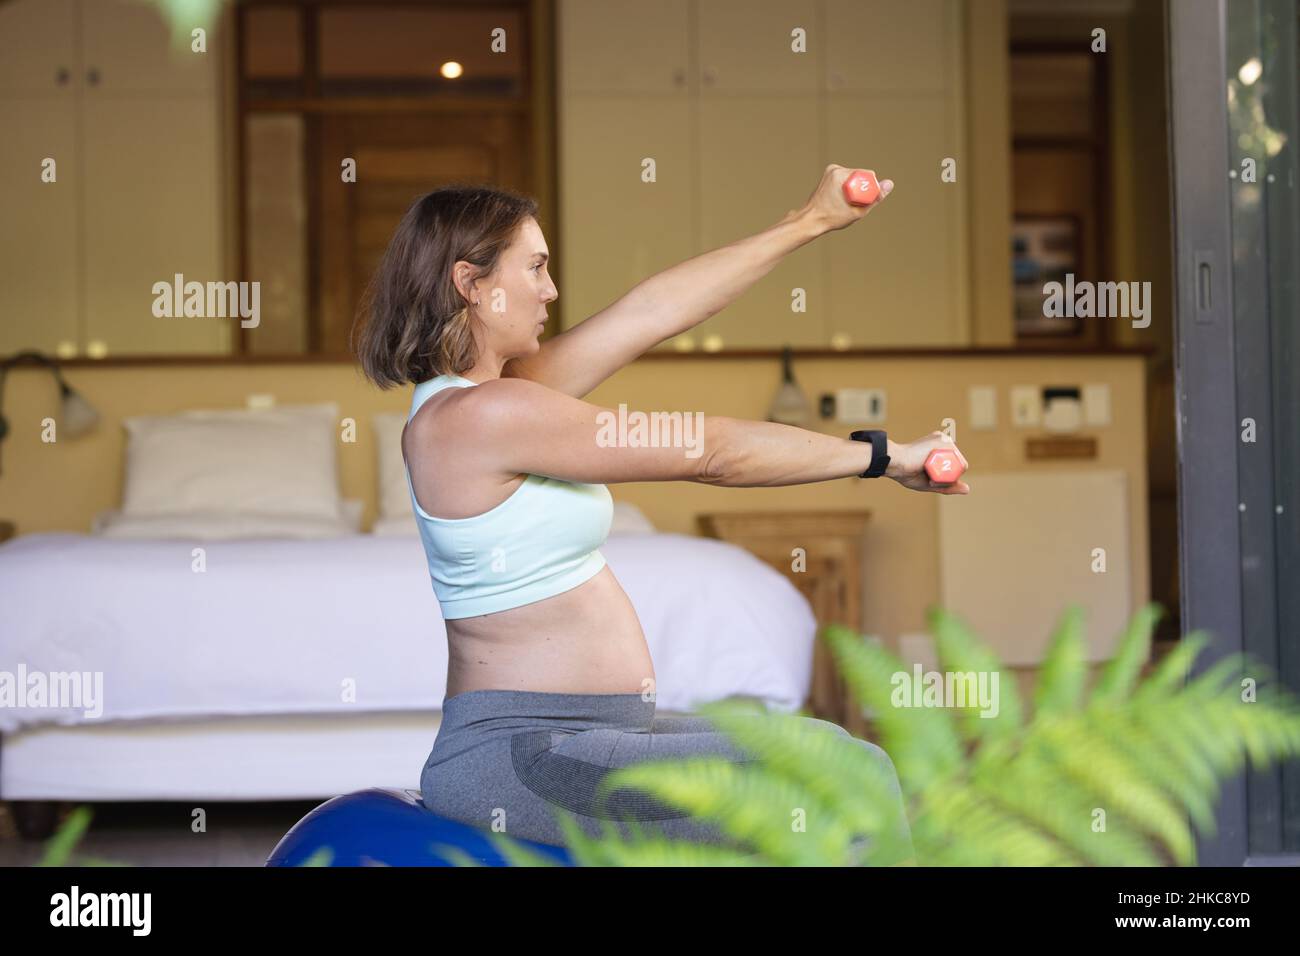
[420,689,912,856]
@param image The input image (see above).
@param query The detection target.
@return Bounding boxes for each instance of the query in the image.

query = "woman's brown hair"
[352,184,539,389]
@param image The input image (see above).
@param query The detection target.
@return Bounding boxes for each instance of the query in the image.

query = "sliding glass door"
[1170,0,1300,865]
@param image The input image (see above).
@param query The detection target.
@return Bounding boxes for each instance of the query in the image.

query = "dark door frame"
[1168,0,1300,867]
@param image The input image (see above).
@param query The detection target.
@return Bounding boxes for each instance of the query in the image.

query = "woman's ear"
[452,261,479,304]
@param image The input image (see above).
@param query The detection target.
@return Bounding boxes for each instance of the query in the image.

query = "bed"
[0,529,816,804]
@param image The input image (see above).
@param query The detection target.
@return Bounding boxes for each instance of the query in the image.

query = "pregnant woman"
[353,165,970,858]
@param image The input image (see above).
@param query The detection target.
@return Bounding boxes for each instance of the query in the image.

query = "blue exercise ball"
[266,788,575,867]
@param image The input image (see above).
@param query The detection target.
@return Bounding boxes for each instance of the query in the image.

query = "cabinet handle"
[702,66,717,86]
[830,71,844,89]
[672,67,685,87]
[56,67,71,85]
[86,68,100,86]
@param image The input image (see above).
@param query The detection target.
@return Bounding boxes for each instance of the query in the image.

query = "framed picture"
[1012,215,1084,337]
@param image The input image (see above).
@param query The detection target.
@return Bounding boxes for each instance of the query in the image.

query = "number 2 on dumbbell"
[842,169,883,206]
[924,448,966,485]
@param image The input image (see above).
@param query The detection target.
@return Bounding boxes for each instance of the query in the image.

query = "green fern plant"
[517,603,1300,866]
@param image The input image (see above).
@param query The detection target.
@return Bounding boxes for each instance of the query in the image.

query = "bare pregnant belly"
[442,565,657,701]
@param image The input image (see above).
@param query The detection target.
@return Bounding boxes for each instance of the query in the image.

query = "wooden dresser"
[698,511,872,736]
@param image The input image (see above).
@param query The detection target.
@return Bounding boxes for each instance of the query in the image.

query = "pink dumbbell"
[924,448,967,484]
[842,169,883,206]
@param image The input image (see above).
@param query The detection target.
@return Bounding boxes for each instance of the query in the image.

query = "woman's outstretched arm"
[505,165,893,399]
[414,376,969,496]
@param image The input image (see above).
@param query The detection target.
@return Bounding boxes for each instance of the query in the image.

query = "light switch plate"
[969,386,997,429]
[1083,383,1111,426]
[1010,386,1041,427]
[837,388,886,424]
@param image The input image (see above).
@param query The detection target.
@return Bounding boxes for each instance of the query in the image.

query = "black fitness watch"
[849,429,890,478]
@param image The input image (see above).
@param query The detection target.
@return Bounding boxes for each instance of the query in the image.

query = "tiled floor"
[0,800,319,867]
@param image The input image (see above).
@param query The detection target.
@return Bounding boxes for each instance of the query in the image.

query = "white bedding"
[0,532,815,733]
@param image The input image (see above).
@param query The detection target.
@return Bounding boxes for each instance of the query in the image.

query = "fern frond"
[481,833,567,868]
[428,842,487,867]
[1092,708,1217,833]
[823,623,964,792]
[918,779,1085,866]
[928,605,1024,745]
[1030,717,1197,863]
[689,705,909,851]
[36,806,93,867]
[1035,606,1088,717]
[599,756,858,865]
[1139,631,1209,693]
[1091,603,1163,704]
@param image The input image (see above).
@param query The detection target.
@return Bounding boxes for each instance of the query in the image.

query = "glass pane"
[1224,0,1300,856]
[244,114,308,354]
[318,5,525,97]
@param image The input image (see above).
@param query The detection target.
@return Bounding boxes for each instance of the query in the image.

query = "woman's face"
[467,217,558,360]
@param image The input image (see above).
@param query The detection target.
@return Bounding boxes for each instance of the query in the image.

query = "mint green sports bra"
[404,374,613,619]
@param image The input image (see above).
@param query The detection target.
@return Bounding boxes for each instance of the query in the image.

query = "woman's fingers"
[927,478,970,494]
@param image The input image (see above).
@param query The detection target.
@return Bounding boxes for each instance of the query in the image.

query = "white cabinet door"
[0,97,79,354]
[696,0,820,94]
[556,0,972,350]
[824,0,951,93]
[81,95,226,355]
[825,95,968,346]
[81,0,218,94]
[0,0,76,94]
[559,96,694,330]
[560,0,691,94]
[695,95,826,349]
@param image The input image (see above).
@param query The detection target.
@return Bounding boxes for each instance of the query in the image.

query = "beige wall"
[1,352,1148,657]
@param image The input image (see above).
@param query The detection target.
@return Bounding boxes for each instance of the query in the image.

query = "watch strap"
[850,429,890,478]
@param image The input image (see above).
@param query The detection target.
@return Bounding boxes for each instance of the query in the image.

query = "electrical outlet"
[246,394,276,410]
[836,388,886,424]
[1010,386,1041,427]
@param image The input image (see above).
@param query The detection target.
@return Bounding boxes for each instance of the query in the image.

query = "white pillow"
[121,403,343,520]
[372,411,411,521]
[93,500,364,540]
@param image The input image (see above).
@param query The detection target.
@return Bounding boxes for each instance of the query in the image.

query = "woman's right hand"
[885,432,971,495]
[798,163,894,234]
